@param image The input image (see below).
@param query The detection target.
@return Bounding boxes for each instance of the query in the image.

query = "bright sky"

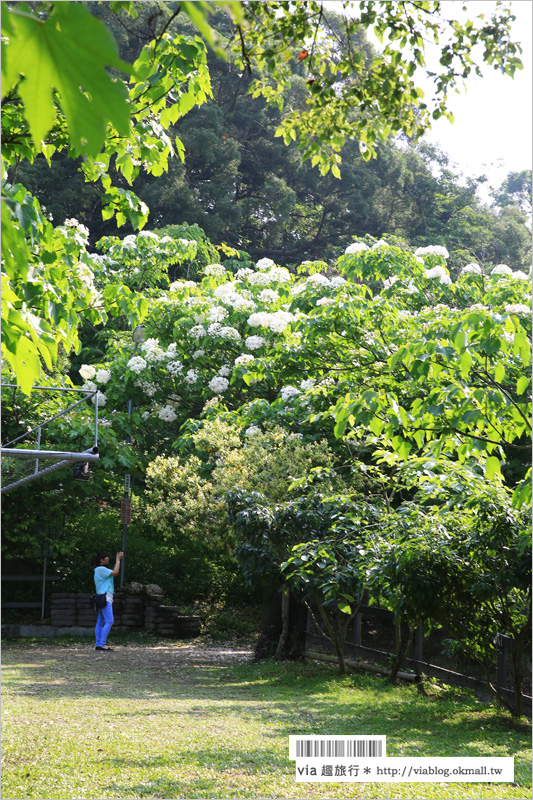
[420,1,532,201]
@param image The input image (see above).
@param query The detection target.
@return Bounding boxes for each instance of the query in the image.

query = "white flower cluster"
[300,379,315,391]
[208,376,230,393]
[512,271,531,281]
[280,386,301,401]
[287,432,304,440]
[128,356,147,374]
[460,263,482,275]
[65,218,90,241]
[166,360,184,376]
[188,325,207,340]
[258,289,279,304]
[193,350,205,359]
[504,303,530,316]
[206,323,241,341]
[235,267,255,280]
[218,365,232,377]
[204,263,226,276]
[134,378,157,397]
[415,245,449,259]
[382,276,398,290]
[207,305,229,323]
[290,284,306,297]
[142,339,165,363]
[248,272,271,286]
[95,369,111,384]
[158,405,177,422]
[307,273,330,287]
[490,264,512,276]
[79,364,96,381]
[245,425,261,437]
[269,267,291,283]
[245,335,266,350]
[372,239,390,250]
[424,266,452,286]
[92,391,106,407]
[316,297,335,306]
[248,311,295,333]
[330,276,347,288]
[235,354,255,366]
[185,369,199,384]
[169,280,197,291]
[256,258,276,271]
[82,380,96,392]
[213,283,257,312]
[345,242,368,255]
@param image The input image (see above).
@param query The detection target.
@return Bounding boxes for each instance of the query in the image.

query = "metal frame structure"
[1,385,100,494]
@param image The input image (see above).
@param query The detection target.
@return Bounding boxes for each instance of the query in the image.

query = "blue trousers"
[95,601,114,647]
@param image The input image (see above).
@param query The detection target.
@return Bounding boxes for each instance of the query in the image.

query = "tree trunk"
[275,587,291,660]
[389,623,413,684]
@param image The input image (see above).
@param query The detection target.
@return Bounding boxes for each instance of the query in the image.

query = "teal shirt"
[94,566,114,595]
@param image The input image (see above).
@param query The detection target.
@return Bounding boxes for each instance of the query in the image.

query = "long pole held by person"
[120,325,146,587]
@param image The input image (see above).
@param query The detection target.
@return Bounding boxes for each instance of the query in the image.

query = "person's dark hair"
[91,551,109,568]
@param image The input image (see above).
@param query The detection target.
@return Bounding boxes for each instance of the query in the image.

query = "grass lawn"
[1,635,531,800]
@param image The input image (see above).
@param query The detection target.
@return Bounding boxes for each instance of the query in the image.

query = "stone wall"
[48,584,201,638]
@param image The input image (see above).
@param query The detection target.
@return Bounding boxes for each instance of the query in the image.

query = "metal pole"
[41,556,47,619]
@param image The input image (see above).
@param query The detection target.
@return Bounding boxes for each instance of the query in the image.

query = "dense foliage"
[1,1,530,714]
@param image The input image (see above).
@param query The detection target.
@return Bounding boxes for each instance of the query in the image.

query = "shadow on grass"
[3,644,530,759]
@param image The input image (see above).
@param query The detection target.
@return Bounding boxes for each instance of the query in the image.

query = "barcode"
[290,736,385,759]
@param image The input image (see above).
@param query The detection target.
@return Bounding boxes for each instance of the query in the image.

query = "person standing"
[91,551,123,651]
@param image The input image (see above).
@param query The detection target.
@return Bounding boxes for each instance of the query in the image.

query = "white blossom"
[134,378,157,397]
[235,267,255,280]
[280,385,301,401]
[79,364,96,381]
[218,365,232,376]
[268,267,291,283]
[208,376,230,393]
[511,271,531,281]
[248,312,272,328]
[491,264,512,276]
[204,263,226,276]
[316,297,335,306]
[138,230,158,240]
[256,257,276,271]
[300,378,315,390]
[92,391,106,407]
[269,311,295,332]
[95,368,111,384]
[184,369,199,384]
[383,276,398,290]
[245,425,261,437]
[82,380,97,392]
[245,335,266,350]
[219,326,241,341]
[235,354,255,366]
[188,325,207,340]
[128,356,147,374]
[306,273,330,287]
[193,349,205,359]
[415,245,449,259]
[288,432,304,440]
[290,284,306,297]
[207,305,228,323]
[461,263,482,275]
[372,239,390,250]
[424,266,452,286]
[158,405,177,422]
[504,303,531,316]
[258,289,279,304]
[330,276,347,288]
[248,271,271,286]
[345,242,368,254]
[166,360,184,376]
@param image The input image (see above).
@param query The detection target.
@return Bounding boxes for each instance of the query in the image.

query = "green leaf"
[516,376,530,395]
[484,456,501,480]
[2,3,131,155]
